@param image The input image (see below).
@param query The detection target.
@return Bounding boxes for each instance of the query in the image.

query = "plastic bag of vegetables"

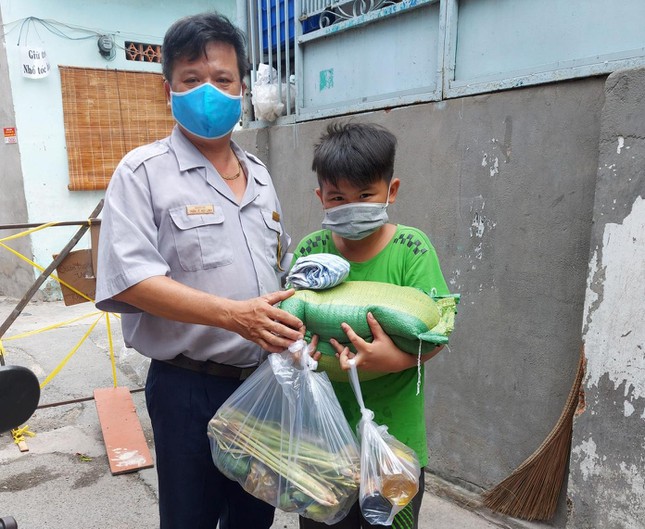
[207,340,360,524]
[347,358,421,525]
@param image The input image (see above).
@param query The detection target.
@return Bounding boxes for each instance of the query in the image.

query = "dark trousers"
[145,359,275,529]
[299,469,425,529]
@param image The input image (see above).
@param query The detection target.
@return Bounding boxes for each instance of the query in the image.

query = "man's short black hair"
[312,122,397,189]
[162,12,250,83]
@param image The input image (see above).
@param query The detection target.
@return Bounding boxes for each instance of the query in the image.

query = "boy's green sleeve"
[403,229,450,296]
[289,237,307,269]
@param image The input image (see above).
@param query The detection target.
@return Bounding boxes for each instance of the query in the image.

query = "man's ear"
[388,178,401,204]
[163,80,171,105]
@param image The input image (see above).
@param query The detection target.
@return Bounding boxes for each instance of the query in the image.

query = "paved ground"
[0,296,530,529]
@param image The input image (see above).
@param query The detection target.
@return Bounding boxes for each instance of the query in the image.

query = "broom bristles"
[482,348,585,521]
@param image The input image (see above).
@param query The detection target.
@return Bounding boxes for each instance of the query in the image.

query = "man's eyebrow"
[211,68,237,77]
[174,65,201,75]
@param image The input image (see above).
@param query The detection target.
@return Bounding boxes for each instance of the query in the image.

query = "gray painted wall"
[568,68,645,529]
[235,75,608,525]
[0,10,35,298]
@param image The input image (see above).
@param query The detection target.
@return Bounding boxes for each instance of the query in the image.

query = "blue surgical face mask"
[170,83,242,140]
[322,201,390,240]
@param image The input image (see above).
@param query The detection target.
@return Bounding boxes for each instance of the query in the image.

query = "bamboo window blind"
[60,66,174,191]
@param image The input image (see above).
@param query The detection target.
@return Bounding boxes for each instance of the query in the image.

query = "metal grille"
[302,0,399,27]
[244,0,407,123]
[246,0,298,121]
[301,0,334,18]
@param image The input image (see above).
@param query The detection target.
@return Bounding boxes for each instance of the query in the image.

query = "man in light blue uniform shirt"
[95,12,303,529]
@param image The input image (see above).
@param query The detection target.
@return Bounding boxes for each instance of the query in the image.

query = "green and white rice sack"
[279,281,459,382]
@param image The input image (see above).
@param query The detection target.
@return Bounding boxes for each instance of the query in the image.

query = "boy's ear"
[388,178,401,204]
[315,187,323,203]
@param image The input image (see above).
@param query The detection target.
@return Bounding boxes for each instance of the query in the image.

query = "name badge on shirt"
[272,211,280,222]
[186,204,214,215]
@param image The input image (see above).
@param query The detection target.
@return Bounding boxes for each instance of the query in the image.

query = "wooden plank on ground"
[94,387,154,475]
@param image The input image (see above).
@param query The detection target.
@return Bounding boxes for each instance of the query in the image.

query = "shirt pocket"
[169,206,234,271]
[260,208,285,272]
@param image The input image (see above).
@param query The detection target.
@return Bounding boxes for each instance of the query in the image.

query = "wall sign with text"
[3,127,17,144]
[20,46,51,79]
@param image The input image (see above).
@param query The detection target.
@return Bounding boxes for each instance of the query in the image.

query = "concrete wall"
[568,68,645,529]
[0,8,34,298]
[235,75,607,522]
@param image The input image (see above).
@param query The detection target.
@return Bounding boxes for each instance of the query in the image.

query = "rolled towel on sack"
[286,254,351,290]
[279,281,459,382]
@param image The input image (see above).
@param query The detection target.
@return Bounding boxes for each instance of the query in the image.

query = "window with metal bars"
[244,0,416,123]
[244,0,645,125]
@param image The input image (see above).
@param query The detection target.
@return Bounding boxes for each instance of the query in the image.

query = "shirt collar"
[170,126,269,187]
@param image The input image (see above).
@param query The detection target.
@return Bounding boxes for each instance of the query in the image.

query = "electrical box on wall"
[97,35,115,60]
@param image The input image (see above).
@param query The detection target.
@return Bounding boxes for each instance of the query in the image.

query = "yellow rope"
[0,241,94,303]
[40,314,102,389]
[3,311,103,341]
[0,221,59,243]
[106,312,118,387]
[0,220,122,392]
[2,311,122,390]
[11,425,36,444]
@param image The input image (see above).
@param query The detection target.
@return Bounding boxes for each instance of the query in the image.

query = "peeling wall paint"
[481,151,500,177]
[468,197,496,265]
[569,66,645,529]
[572,196,645,526]
[583,196,645,402]
[571,437,601,481]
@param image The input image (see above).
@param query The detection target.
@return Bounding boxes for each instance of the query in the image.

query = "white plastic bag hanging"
[348,358,421,525]
[251,63,296,121]
[208,340,360,523]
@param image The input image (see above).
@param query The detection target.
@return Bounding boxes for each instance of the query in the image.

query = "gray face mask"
[322,201,389,240]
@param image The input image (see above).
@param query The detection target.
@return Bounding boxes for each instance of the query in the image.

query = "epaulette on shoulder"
[120,140,170,172]
[245,152,267,168]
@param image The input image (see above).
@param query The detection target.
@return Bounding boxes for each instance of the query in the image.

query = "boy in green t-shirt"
[293,122,450,529]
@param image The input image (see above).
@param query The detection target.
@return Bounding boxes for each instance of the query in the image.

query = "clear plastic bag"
[117,345,150,386]
[251,63,296,122]
[348,359,421,525]
[208,340,360,524]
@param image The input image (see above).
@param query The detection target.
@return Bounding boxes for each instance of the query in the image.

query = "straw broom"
[481,347,586,521]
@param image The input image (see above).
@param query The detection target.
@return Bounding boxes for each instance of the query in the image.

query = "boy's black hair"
[162,12,250,83]
[312,122,397,189]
